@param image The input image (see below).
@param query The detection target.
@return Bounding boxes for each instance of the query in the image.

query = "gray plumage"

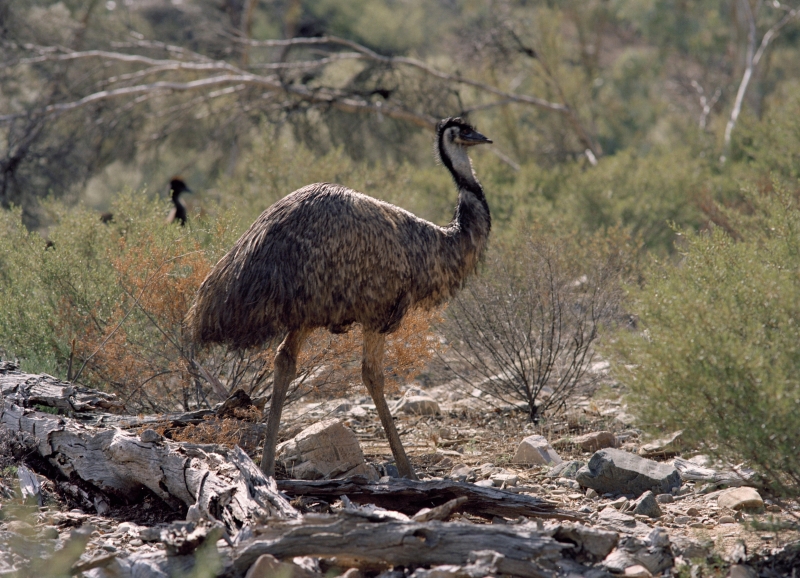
[186,117,493,479]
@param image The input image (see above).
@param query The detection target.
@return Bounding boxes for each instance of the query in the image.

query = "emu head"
[169,177,192,200]
[437,117,492,149]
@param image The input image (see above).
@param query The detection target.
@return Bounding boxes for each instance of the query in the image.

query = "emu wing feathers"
[187,184,467,349]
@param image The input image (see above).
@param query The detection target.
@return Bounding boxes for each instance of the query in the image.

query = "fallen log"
[0,362,123,413]
[77,513,566,578]
[233,513,565,578]
[277,477,581,521]
[0,400,298,533]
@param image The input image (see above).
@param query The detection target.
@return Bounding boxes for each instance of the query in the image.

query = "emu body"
[186,118,492,479]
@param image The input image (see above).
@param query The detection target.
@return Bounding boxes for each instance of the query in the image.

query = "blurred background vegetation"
[1,0,799,493]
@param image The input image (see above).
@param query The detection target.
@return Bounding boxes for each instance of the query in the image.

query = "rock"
[586,488,599,499]
[511,435,562,466]
[38,526,59,540]
[491,473,518,487]
[551,523,618,562]
[448,464,475,482]
[545,460,585,479]
[728,565,758,578]
[277,418,379,481]
[638,431,682,458]
[673,516,691,525]
[717,487,764,511]
[685,506,700,517]
[631,491,662,518]
[245,554,319,578]
[624,565,652,578]
[572,431,617,452]
[393,392,440,416]
[671,535,712,560]
[719,515,737,524]
[655,493,673,504]
[6,521,35,536]
[575,449,681,497]
[598,507,636,528]
[139,429,162,443]
[474,479,494,488]
[603,530,672,575]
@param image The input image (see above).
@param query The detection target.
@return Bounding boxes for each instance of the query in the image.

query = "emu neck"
[441,145,491,272]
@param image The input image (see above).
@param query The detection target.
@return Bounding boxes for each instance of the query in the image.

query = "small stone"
[549,488,566,495]
[6,521,35,536]
[624,565,653,578]
[727,565,758,578]
[717,487,764,511]
[689,522,705,528]
[449,464,475,482]
[512,435,562,466]
[245,554,319,578]
[38,526,59,540]
[586,488,599,499]
[673,516,691,525]
[655,493,673,504]
[474,479,494,487]
[571,430,617,452]
[598,506,636,527]
[719,515,736,524]
[631,491,662,519]
[608,496,628,510]
[766,504,781,512]
[130,539,143,546]
[638,431,683,458]
[545,460,585,479]
[685,507,700,517]
[568,493,585,500]
[139,429,162,443]
[393,394,440,416]
[491,473,518,487]
[101,543,117,552]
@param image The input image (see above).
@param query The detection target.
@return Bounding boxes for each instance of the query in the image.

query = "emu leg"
[260,328,309,477]
[362,330,418,480]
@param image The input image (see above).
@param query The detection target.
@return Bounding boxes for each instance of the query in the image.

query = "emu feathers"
[187,181,488,349]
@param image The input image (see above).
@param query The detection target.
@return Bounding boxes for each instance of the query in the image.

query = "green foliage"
[0,192,241,409]
[612,185,800,496]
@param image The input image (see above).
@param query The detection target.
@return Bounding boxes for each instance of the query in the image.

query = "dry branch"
[277,477,580,521]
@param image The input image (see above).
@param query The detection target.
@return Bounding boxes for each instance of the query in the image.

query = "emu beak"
[462,130,492,145]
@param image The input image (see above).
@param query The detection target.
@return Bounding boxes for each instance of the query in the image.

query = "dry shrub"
[440,226,636,421]
[172,407,264,451]
[295,307,444,400]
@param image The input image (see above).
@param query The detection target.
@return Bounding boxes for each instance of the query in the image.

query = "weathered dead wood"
[233,513,565,578]
[277,477,581,521]
[0,400,298,532]
[0,363,123,413]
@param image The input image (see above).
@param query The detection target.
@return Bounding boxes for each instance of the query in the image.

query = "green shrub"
[613,185,800,496]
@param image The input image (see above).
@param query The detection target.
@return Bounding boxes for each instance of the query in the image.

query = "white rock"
[512,435,562,466]
[717,487,763,511]
[393,391,440,415]
[277,418,379,481]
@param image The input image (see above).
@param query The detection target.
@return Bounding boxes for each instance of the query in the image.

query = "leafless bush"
[439,230,633,421]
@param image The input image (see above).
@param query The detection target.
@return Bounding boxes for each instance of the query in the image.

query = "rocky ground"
[1,375,798,577]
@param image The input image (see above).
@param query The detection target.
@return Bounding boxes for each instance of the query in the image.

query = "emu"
[186,117,492,479]
[166,177,192,226]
